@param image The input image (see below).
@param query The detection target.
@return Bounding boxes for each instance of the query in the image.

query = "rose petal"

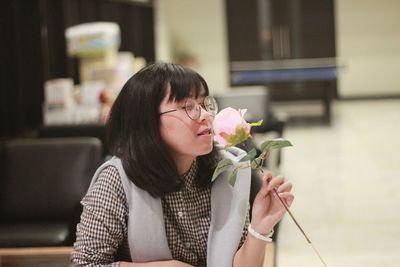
[213,107,252,146]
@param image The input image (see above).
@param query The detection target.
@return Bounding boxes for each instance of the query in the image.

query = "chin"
[197,143,213,156]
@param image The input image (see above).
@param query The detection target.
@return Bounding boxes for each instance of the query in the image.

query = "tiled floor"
[256,99,400,267]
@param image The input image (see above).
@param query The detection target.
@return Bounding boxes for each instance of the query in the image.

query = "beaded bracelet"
[248,224,274,242]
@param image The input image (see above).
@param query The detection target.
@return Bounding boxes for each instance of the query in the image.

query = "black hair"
[107,62,219,197]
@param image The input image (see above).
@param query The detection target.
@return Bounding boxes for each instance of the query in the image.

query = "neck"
[173,155,195,175]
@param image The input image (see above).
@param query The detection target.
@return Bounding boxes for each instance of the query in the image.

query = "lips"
[197,128,212,136]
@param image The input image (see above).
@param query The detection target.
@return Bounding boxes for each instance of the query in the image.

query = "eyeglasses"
[160,96,218,120]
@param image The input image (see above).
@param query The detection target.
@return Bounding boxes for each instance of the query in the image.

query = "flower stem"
[258,168,328,267]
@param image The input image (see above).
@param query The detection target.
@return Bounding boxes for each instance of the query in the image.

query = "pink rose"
[213,107,251,147]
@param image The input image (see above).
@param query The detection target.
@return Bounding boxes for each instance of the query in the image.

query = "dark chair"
[39,124,108,158]
[0,137,102,248]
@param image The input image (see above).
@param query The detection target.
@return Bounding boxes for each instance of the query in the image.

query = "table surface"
[0,243,275,267]
[0,247,73,267]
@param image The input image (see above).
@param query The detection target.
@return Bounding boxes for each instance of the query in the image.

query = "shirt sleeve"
[238,202,250,249]
[71,166,128,267]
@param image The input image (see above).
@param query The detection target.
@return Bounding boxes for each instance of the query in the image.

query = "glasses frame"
[160,96,218,121]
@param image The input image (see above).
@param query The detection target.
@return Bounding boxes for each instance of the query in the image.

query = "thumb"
[255,173,273,200]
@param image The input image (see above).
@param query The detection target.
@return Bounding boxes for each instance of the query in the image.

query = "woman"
[71,62,294,267]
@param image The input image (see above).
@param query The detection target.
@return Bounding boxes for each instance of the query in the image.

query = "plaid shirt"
[71,161,249,266]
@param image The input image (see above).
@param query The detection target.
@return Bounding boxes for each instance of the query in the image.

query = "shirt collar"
[181,159,198,190]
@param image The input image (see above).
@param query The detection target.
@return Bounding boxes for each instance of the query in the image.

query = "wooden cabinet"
[226,0,335,61]
[226,0,337,123]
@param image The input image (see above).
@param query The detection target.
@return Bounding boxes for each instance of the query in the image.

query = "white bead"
[248,224,274,242]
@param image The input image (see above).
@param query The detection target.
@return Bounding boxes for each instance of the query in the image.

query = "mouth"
[197,128,212,136]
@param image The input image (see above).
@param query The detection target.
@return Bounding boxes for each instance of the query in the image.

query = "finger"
[255,173,274,199]
[275,192,295,207]
[261,170,273,183]
[267,175,285,191]
[277,182,292,193]
[255,181,272,199]
[257,171,272,190]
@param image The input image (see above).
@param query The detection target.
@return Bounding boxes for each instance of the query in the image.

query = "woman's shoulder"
[95,165,123,191]
[84,165,127,209]
[98,165,121,183]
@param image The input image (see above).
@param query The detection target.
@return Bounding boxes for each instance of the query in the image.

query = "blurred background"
[0,0,399,266]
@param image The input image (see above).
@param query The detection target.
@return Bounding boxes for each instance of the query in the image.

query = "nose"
[198,106,213,122]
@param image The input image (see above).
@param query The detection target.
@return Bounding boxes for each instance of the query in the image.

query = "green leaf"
[239,148,257,162]
[228,168,238,186]
[260,138,293,153]
[211,158,233,182]
[223,125,251,149]
[250,119,263,127]
[251,156,263,169]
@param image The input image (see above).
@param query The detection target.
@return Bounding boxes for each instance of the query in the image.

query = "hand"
[250,171,294,235]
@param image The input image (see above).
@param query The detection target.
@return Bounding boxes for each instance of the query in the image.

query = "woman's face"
[159,87,214,163]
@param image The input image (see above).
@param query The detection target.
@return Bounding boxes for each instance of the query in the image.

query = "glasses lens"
[184,97,218,120]
[185,99,200,120]
[204,96,218,116]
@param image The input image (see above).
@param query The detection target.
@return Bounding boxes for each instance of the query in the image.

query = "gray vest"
[89,146,251,267]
